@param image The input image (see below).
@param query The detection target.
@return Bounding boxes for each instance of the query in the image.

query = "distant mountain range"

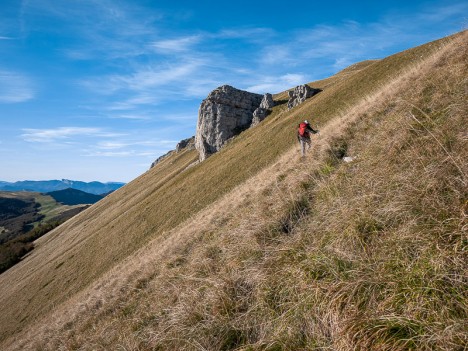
[0,179,125,195]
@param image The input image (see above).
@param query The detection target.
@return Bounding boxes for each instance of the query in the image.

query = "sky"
[0,0,466,183]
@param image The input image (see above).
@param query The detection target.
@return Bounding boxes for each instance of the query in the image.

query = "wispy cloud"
[108,113,152,120]
[21,127,123,143]
[96,141,129,150]
[106,95,161,111]
[417,2,468,22]
[257,2,468,74]
[155,111,198,122]
[82,59,206,97]
[217,27,275,40]
[96,139,173,150]
[246,73,308,94]
[124,61,205,90]
[0,70,34,103]
[151,35,202,53]
[20,0,159,60]
[83,137,177,157]
[83,150,133,157]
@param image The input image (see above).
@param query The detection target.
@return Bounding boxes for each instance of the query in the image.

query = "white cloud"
[96,141,128,150]
[418,2,468,22]
[260,46,295,66]
[107,95,161,110]
[151,35,202,53]
[155,112,198,122]
[84,137,177,158]
[82,59,206,100]
[21,127,122,143]
[95,139,174,150]
[258,2,468,75]
[246,73,308,94]
[20,0,159,61]
[125,60,206,90]
[108,113,152,120]
[217,27,275,40]
[83,150,133,157]
[0,70,34,103]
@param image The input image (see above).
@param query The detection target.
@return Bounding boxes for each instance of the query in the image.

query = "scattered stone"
[343,156,356,163]
[287,84,321,110]
[195,85,263,161]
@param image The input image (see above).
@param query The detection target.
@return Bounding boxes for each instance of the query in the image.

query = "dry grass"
[1,30,467,350]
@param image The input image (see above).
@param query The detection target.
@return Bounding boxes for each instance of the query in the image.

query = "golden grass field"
[0,30,466,350]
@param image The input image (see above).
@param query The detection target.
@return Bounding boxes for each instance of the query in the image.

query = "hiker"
[297,120,319,157]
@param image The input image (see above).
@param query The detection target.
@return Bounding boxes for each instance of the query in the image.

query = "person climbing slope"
[297,119,319,157]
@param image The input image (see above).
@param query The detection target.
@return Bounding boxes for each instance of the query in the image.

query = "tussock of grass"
[1,31,467,350]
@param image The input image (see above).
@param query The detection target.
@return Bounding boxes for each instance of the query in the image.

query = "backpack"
[298,122,308,137]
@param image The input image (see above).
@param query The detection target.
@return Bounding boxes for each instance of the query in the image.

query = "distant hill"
[0,191,91,273]
[46,188,104,206]
[0,191,90,243]
[0,179,125,195]
[0,196,43,243]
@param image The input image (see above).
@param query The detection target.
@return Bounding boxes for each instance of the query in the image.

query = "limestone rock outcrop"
[260,93,275,109]
[251,107,267,126]
[287,84,321,110]
[251,93,276,126]
[195,85,263,161]
[176,136,195,152]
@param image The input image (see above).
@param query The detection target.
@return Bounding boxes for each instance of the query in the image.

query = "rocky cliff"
[195,85,263,161]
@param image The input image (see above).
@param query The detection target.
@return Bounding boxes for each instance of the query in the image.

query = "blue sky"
[0,0,466,182]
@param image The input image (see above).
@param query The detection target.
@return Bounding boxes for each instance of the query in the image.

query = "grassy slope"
[1,31,466,350]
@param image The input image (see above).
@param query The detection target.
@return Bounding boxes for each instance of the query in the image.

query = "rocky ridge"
[151,83,320,167]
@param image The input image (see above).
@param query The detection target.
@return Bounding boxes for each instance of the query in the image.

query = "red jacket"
[298,122,318,138]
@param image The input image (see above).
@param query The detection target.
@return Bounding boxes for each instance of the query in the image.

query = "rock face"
[287,84,321,110]
[176,136,195,152]
[251,107,267,126]
[195,85,263,161]
[251,93,276,126]
[260,93,275,109]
